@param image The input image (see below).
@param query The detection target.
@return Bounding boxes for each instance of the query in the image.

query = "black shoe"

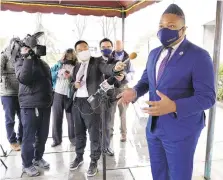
[104,148,114,156]
[51,142,61,147]
[70,156,84,170]
[87,160,98,177]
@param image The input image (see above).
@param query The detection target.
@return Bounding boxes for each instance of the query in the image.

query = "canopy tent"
[1,1,223,180]
[1,0,157,18]
[1,0,158,42]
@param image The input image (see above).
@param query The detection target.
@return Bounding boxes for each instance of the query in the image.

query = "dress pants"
[72,98,101,161]
[21,107,51,168]
[52,92,75,145]
[110,87,128,136]
[146,119,201,180]
[110,102,128,136]
[104,103,116,149]
[1,96,23,143]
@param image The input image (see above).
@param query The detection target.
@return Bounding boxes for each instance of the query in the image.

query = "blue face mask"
[116,51,123,56]
[157,27,183,47]
[101,49,112,57]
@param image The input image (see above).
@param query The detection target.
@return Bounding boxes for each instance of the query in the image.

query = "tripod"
[0,144,8,169]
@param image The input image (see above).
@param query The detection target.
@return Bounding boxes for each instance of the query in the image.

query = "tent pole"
[121,7,125,47]
[204,1,223,179]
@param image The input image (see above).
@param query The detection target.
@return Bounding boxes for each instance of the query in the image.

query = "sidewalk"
[0,103,223,180]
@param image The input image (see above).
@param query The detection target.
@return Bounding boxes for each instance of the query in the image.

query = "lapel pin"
[179,51,184,55]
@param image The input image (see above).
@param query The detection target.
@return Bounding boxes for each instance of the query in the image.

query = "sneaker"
[23,165,40,177]
[70,157,84,170]
[32,159,50,169]
[104,147,114,156]
[87,160,98,177]
[10,143,20,151]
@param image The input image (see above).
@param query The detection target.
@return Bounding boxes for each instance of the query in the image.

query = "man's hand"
[115,73,125,81]
[142,90,176,116]
[114,61,126,72]
[74,82,81,89]
[20,47,30,55]
[117,88,137,105]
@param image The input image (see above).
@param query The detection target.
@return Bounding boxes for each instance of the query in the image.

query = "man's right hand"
[117,88,137,105]
[74,82,81,89]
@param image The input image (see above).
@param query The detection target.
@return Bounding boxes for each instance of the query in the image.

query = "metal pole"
[204,1,223,179]
[121,7,125,47]
[101,97,107,180]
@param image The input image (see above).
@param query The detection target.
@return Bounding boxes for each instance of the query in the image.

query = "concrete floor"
[0,101,223,180]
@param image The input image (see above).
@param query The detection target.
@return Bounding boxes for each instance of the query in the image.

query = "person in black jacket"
[15,46,53,177]
[69,40,125,177]
[98,38,127,156]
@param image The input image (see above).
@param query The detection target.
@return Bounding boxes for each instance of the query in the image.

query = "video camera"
[9,32,46,62]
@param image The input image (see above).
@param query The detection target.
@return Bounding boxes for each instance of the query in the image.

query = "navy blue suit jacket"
[134,39,216,141]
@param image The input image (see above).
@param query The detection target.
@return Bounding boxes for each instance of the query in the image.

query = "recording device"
[87,52,137,104]
[8,32,46,62]
[87,52,137,103]
[87,76,116,104]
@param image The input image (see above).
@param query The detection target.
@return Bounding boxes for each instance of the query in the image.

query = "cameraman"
[0,40,23,151]
[15,45,53,177]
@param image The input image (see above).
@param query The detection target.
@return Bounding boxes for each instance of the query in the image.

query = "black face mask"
[36,45,46,56]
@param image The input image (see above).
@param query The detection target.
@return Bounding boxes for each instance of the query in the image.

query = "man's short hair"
[74,40,88,50]
[99,38,113,47]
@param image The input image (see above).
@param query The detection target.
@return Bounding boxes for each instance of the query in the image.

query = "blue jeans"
[1,96,23,143]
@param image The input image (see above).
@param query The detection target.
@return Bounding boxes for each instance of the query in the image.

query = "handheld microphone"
[79,75,84,82]
[87,76,116,103]
[114,52,137,76]
[122,52,137,64]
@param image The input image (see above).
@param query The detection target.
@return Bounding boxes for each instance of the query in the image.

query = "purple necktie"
[157,47,172,83]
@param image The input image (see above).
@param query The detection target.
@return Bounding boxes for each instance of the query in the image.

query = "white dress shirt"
[155,38,184,81]
[76,61,89,97]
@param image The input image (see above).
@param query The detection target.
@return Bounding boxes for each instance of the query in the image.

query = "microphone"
[87,76,116,104]
[79,75,84,82]
[114,52,137,76]
[123,52,137,64]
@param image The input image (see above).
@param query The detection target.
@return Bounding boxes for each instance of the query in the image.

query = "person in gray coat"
[0,43,23,151]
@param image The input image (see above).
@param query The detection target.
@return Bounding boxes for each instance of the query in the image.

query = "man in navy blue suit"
[118,4,216,180]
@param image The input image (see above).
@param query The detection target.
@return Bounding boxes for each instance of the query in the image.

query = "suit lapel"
[86,57,94,80]
[73,63,81,82]
[156,39,190,88]
[152,47,163,87]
